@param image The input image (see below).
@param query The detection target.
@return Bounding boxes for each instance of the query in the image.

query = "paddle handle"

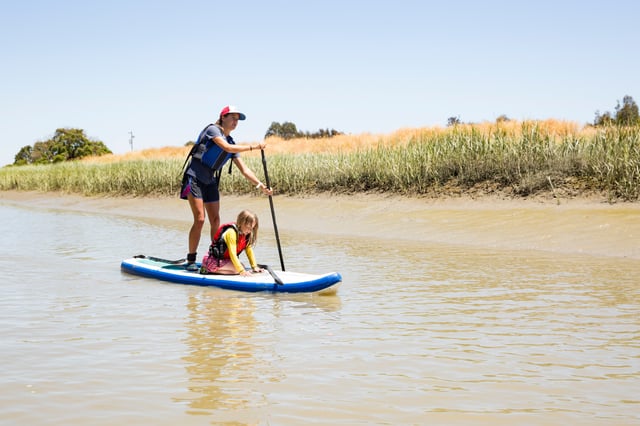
[261,149,285,271]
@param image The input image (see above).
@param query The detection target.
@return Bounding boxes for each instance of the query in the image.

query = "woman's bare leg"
[204,201,220,244]
[187,195,206,254]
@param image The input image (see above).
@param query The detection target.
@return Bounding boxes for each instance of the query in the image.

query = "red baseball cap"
[219,105,246,120]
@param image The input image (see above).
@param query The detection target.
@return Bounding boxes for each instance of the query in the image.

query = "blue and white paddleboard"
[121,255,341,294]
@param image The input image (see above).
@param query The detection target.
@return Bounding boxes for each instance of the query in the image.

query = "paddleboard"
[121,255,341,294]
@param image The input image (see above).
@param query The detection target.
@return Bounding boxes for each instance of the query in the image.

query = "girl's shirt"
[222,228,257,273]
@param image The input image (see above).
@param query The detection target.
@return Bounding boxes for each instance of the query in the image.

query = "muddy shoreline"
[2,190,639,259]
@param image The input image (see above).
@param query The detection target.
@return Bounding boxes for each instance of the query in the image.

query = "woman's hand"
[249,142,267,152]
[256,181,273,196]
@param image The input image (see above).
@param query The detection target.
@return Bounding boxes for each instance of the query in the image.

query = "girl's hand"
[252,267,264,273]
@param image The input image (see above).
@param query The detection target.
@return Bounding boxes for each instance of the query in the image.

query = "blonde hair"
[236,209,258,246]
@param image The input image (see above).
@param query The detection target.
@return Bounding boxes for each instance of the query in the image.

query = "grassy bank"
[2,121,639,201]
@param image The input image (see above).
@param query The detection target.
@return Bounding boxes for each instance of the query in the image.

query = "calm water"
[0,197,639,425]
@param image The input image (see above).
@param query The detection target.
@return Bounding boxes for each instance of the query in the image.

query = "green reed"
[2,123,639,201]
[583,126,640,200]
[0,160,184,197]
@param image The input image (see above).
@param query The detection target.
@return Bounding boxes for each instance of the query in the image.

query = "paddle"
[134,254,186,264]
[258,264,284,285]
[261,149,285,272]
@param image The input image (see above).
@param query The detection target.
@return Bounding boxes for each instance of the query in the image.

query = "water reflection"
[177,291,259,415]
[176,288,343,410]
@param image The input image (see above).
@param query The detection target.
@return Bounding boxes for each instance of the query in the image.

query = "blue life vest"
[193,124,235,171]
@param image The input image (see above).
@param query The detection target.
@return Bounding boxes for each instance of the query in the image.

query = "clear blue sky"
[2,0,639,166]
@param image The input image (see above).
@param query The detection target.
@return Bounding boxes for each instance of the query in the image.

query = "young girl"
[200,210,264,276]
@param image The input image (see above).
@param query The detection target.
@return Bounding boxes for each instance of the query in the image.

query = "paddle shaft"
[261,149,285,271]
[135,254,186,264]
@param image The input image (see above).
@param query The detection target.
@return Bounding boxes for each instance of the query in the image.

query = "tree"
[302,128,344,139]
[282,122,300,139]
[31,140,54,164]
[593,110,614,126]
[594,95,639,126]
[264,121,300,140]
[265,121,344,140]
[447,116,461,127]
[264,121,283,139]
[13,128,112,165]
[615,95,640,126]
[13,145,33,166]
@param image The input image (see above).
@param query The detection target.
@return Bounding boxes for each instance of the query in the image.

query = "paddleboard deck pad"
[121,255,341,294]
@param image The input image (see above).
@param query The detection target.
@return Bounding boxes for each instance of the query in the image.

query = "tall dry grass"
[2,120,639,201]
[80,119,583,161]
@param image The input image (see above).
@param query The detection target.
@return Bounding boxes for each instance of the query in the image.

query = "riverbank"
[1,190,639,260]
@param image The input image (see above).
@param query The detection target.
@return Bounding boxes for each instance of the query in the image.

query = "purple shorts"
[180,175,220,203]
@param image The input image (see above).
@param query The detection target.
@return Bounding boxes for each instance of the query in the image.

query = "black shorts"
[180,175,220,203]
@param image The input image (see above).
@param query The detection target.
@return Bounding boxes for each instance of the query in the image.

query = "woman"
[180,105,272,271]
[200,210,264,276]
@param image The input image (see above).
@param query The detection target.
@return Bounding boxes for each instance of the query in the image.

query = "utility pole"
[129,131,135,151]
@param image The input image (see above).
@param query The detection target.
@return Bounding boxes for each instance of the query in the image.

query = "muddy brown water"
[1,191,638,425]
